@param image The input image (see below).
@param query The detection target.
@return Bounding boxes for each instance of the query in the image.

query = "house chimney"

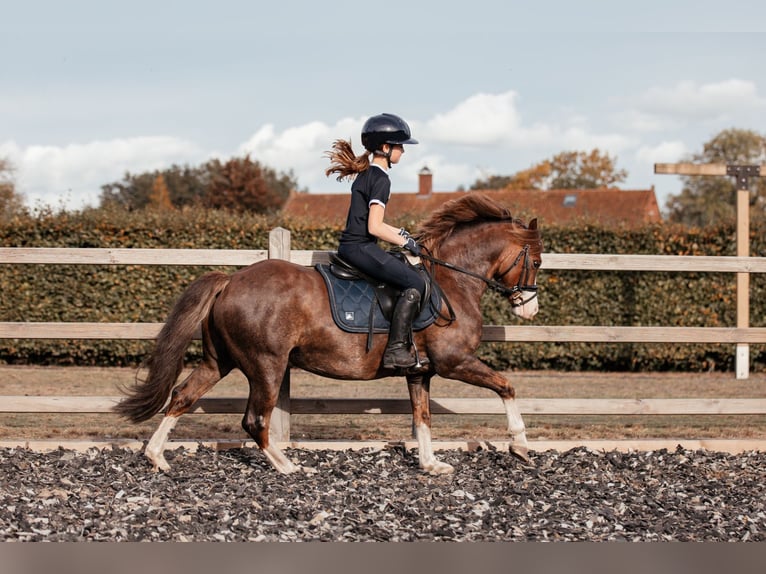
[418,166,432,196]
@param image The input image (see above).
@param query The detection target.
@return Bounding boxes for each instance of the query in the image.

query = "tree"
[147,174,174,211]
[470,149,626,191]
[98,157,297,213]
[202,156,294,214]
[665,128,766,226]
[0,157,26,220]
[99,164,210,210]
[547,149,627,189]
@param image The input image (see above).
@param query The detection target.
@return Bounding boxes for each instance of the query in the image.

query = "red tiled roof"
[282,187,661,228]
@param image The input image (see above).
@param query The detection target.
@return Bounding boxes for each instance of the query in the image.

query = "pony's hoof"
[149,457,171,473]
[510,444,532,465]
[424,461,455,475]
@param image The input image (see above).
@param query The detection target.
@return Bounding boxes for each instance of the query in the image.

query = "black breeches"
[337,242,426,298]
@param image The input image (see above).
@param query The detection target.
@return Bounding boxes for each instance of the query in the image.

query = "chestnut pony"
[114,193,543,475]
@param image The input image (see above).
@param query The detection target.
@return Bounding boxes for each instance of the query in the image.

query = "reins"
[418,244,538,314]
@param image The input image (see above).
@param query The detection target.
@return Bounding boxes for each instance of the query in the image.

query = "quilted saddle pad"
[315,264,441,334]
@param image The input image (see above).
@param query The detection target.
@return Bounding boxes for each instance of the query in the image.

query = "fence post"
[268,227,291,442]
[655,162,764,380]
[735,171,752,379]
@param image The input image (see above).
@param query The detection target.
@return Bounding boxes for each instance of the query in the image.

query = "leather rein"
[417,244,539,324]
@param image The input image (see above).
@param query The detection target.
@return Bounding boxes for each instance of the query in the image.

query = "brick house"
[282,167,662,227]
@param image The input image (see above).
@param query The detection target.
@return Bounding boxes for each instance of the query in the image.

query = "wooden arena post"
[268,227,292,441]
[655,162,765,379]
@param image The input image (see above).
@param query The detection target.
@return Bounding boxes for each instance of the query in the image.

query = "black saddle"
[315,252,442,349]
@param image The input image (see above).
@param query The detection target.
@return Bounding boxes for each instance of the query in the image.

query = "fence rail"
[2,233,766,453]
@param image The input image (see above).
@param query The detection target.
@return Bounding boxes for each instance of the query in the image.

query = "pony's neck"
[436,223,509,274]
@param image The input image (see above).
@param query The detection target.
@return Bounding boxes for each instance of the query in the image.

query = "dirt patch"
[1,366,765,442]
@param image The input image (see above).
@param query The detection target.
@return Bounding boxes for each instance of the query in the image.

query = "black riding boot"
[383,288,429,370]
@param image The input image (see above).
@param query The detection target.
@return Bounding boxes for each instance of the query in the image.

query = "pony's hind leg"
[240,363,300,474]
[145,359,224,472]
[407,374,454,475]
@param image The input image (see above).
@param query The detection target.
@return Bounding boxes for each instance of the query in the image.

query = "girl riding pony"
[325,113,427,370]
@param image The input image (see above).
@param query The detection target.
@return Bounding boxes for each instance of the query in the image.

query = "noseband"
[419,244,538,309]
[494,244,539,307]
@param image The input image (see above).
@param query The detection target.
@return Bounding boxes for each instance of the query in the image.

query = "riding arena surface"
[1,444,764,542]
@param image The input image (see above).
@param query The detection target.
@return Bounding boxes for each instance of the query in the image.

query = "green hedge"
[1,207,764,371]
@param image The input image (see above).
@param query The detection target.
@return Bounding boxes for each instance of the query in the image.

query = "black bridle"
[419,244,539,310]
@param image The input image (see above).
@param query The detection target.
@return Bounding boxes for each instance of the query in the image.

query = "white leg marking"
[145,416,177,472]
[415,423,454,475]
[504,398,531,462]
[262,443,300,474]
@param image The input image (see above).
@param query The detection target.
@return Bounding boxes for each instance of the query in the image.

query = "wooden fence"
[2,227,766,454]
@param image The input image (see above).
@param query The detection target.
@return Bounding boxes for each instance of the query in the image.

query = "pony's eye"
[533,260,541,269]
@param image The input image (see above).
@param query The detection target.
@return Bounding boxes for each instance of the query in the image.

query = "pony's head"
[415,193,543,319]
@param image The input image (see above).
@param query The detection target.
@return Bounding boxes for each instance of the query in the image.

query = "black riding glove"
[403,237,421,256]
[398,228,412,241]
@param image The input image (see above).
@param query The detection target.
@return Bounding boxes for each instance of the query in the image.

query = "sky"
[1,0,765,213]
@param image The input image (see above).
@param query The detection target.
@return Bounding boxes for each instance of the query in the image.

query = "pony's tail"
[113,271,231,423]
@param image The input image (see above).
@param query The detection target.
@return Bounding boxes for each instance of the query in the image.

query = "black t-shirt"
[339,165,391,245]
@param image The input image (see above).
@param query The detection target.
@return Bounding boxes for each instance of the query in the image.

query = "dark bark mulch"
[1,445,764,542]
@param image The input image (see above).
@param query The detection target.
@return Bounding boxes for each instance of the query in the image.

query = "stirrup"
[412,345,430,369]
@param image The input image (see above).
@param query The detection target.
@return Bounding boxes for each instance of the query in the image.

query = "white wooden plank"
[0,247,267,266]
[3,248,766,273]
[481,325,766,343]
[540,254,766,272]
[291,397,766,416]
[0,322,166,339]
[654,163,731,176]
[3,323,766,343]
[3,396,765,416]
[2,438,764,455]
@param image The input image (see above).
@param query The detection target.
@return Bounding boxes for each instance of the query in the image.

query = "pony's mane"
[415,193,535,252]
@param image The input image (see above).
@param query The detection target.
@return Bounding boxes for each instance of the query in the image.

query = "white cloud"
[4,85,731,209]
[425,92,522,146]
[613,109,674,133]
[556,126,636,154]
[635,141,689,166]
[636,79,766,120]
[2,136,205,210]
[239,117,364,193]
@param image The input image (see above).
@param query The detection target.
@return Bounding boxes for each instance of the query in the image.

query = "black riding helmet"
[361,113,418,164]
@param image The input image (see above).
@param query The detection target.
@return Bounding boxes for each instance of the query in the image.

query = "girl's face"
[387,144,405,164]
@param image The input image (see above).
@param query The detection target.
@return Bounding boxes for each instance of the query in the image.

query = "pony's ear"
[528,218,538,230]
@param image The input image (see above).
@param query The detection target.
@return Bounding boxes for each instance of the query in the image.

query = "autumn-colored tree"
[202,156,294,213]
[546,149,627,189]
[470,149,626,191]
[504,161,553,190]
[100,164,210,210]
[666,128,766,226]
[147,174,174,210]
[99,158,297,213]
[470,174,516,190]
[1,157,26,220]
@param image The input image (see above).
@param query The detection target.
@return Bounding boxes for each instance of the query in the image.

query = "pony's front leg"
[145,415,178,472]
[503,398,530,463]
[407,375,454,475]
[437,355,531,464]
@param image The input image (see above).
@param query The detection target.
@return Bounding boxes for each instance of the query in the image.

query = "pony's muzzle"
[511,290,539,320]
